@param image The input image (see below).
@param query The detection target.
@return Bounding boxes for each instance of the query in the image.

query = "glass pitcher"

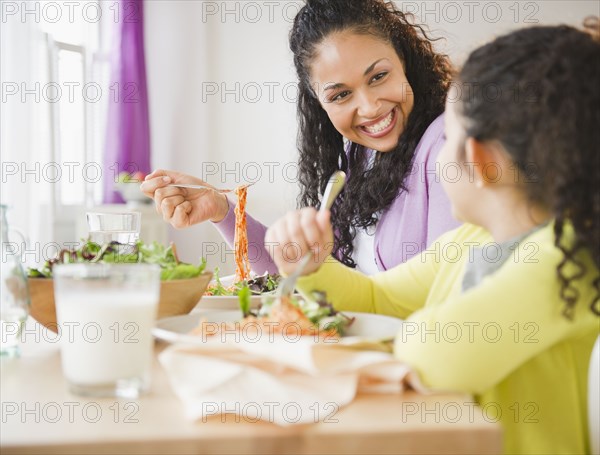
[0,204,30,357]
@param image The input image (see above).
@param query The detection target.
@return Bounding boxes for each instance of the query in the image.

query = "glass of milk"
[86,211,141,255]
[53,263,160,398]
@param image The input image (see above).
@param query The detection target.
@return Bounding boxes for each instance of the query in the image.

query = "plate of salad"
[153,290,403,349]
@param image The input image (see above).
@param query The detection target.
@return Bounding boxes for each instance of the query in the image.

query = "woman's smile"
[357,107,398,138]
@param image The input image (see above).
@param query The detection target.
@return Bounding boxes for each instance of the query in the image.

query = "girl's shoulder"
[450,221,598,278]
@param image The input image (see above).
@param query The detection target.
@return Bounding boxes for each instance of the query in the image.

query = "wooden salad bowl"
[27,272,213,333]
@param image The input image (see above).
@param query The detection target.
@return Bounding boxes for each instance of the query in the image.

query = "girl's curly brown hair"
[456,24,600,319]
[289,0,452,268]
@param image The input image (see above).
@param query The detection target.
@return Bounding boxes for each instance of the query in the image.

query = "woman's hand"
[265,207,334,276]
[140,169,230,228]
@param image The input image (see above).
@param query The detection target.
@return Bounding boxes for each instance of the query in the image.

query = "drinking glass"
[86,211,141,255]
[53,263,160,398]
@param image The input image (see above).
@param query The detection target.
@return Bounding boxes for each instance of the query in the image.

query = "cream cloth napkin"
[159,336,425,426]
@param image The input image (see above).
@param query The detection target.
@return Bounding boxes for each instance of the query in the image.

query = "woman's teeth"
[363,110,394,134]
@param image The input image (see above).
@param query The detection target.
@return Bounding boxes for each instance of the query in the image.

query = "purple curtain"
[103,0,151,203]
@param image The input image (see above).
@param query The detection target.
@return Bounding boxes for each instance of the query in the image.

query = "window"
[40,0,111,207]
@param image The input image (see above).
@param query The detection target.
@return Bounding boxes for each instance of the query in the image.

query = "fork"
[168,182,255,194]
[275,253,314,297]
[275,171,346,298]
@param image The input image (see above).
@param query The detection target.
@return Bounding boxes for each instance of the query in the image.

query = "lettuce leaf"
[27,240,207,281]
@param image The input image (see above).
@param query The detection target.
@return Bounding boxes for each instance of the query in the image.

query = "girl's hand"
[265,207,334,276]
[140,169,229,228]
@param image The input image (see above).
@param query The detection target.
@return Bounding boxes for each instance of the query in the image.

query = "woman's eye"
[371,72,388,83]
[331,90,351,102]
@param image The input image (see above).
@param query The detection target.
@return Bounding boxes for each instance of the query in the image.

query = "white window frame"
[43,11,110,242]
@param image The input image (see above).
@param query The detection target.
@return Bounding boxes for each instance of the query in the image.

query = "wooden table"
[1,317,502,454]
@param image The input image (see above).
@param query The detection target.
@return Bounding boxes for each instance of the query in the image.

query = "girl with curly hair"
[267,24,600,454]
[142,0,459,274]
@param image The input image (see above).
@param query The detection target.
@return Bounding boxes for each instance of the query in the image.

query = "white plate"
[198,295,263,310]
[152,310,402,347]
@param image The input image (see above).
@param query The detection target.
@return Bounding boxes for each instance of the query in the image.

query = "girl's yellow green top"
[297,222,599,454]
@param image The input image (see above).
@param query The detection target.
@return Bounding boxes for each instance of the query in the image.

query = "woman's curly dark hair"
[456,24,600,318]
[289,0,452,267]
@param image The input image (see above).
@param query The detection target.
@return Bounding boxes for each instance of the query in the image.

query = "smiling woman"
[285,0,459,271]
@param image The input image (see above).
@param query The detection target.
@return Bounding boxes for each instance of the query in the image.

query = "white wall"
[423,1,600,62]
[145,0,299,275]
[144,0,599,275]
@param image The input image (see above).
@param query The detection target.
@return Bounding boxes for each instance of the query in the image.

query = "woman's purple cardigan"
[213,114,459,274]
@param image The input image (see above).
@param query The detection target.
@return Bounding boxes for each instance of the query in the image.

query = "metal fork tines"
[276,252,314,298]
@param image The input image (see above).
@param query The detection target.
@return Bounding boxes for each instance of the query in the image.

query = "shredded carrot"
[233,185,251,282]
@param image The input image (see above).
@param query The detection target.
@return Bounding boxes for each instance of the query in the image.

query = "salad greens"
[238,285,252,317]
[28,240,207,281]
[243,290,354,336]
[204,269,281,296]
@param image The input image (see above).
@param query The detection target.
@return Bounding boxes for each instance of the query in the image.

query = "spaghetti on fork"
[234,185,251,283]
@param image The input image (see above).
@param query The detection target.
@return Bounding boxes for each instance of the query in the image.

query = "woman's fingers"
[160,194,186,222]
[171,201,193,229]
[152,186,183,216]
[144,168,179,181]
[140,169,227,229]
[154,185,183,201]
[141,169,208,198]
[144,169,166,180]
[140,175,171,198]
